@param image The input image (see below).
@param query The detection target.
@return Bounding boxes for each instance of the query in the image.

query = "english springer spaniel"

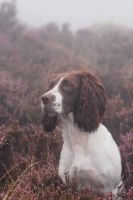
[41,69,123,196]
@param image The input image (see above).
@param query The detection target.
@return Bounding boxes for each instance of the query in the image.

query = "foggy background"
[1,0,133,198]
[0,0,133,31]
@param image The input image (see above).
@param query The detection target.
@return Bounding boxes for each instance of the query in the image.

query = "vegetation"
[0,1,133,199]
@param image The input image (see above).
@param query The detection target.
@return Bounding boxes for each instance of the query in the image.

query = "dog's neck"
[60,113,89,155]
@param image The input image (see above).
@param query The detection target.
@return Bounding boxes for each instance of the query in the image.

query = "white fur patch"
[59,113,122,195]
[43,77,63,113]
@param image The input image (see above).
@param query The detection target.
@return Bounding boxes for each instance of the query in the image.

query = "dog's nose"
[41,94,55,104]
[41,96,49,104]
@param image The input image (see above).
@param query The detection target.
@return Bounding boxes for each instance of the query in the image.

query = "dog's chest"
[61,116,89,155]
[59,115,122,194]
[60,116,92,172]
[59,119,101,189]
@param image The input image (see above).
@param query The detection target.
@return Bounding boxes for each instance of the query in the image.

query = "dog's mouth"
[45,107,57,117]
[41,102,58,117]
[41,98,63,117]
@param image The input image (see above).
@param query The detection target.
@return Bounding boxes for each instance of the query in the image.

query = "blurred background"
[0,0,133,129]
[0,1,133,198]
[1,0,133,31]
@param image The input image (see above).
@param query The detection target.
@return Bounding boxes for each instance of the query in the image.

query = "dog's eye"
[64,82,73,90]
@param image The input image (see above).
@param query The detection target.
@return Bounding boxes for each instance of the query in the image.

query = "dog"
[41,69,123,196]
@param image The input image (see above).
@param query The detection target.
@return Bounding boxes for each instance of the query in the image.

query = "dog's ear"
[74,71,107,132]
[42,111,58,133]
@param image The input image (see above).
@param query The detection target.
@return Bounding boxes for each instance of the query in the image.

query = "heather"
[0,1,133,199]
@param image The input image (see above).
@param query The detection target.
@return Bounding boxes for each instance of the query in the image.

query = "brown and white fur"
[41,69,123,196]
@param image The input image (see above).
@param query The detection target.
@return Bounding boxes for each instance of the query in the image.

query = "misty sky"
[1,0,133,31]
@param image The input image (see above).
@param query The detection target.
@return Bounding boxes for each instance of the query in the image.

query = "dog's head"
[41,69,107,132]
